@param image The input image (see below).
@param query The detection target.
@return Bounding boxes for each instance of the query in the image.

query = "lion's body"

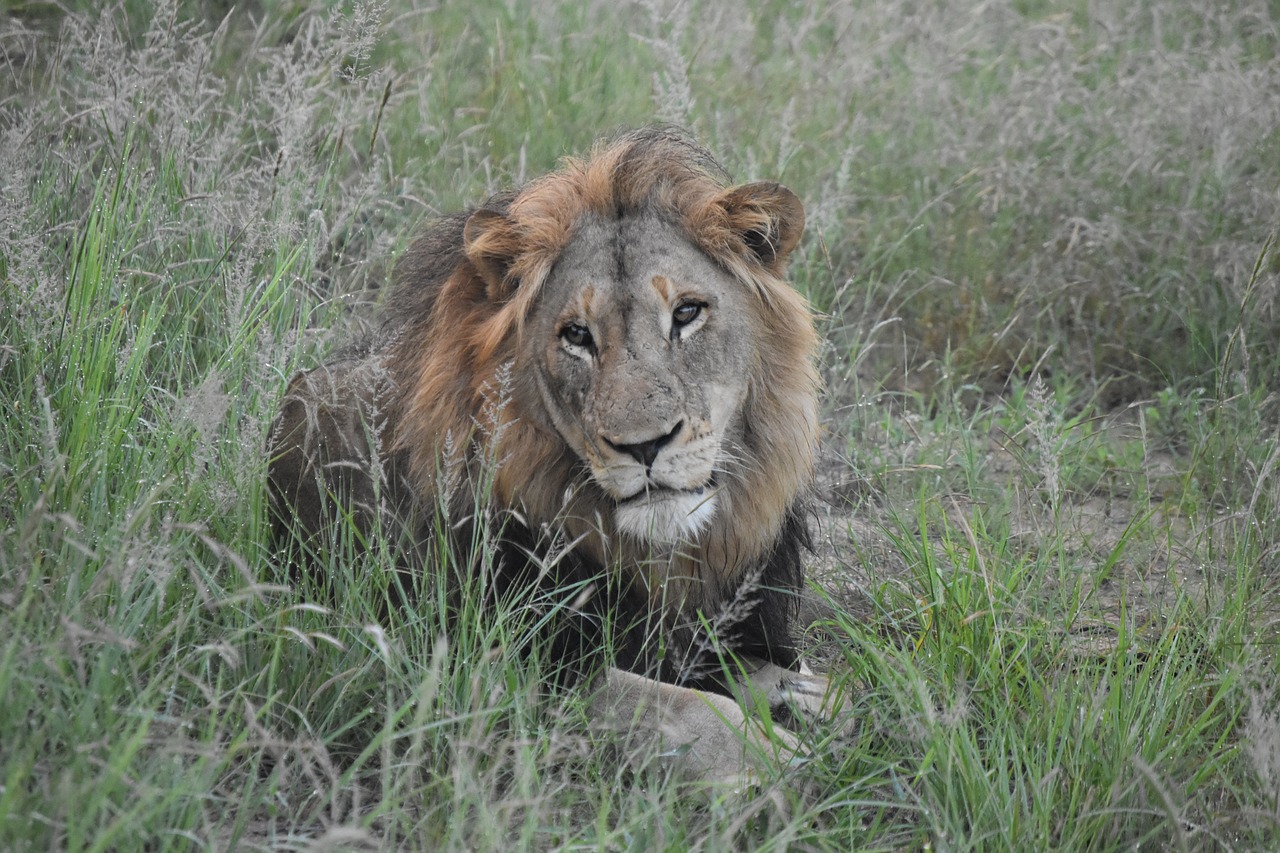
[268,128,835,784]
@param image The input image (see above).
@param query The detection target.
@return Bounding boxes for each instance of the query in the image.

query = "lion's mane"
[276,127,821,691]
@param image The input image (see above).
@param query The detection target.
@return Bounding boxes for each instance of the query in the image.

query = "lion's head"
[389,128,819,602]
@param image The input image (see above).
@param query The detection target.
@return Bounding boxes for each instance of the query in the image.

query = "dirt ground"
[802,421,1219,663]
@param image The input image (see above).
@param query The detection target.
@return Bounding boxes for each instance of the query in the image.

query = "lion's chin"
[614,489,717,545]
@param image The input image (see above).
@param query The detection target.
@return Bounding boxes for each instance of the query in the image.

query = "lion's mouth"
[612,483,717,544]
[615,484,709,506]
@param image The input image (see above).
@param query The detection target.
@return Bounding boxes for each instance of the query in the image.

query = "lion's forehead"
[540,214,745,323]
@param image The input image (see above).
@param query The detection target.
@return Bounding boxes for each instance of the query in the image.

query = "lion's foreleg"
[589,666,804,788]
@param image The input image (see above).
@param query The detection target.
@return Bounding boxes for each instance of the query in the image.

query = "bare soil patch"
[803,414,1222,663]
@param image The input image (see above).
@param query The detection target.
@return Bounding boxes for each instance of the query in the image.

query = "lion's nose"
[604,421,683,469]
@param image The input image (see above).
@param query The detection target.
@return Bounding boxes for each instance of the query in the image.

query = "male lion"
[268,127,839,786]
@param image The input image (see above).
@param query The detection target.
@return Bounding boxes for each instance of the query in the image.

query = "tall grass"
[2,0,1278,849]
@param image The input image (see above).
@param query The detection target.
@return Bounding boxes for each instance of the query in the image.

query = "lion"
[268,127,841,787]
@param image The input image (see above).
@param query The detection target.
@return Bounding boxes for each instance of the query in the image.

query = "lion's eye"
[672,301,703,328]
[560,322,594,350]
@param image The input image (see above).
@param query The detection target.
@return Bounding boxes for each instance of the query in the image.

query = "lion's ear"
[463,208,520,300]
[717,182,805,270]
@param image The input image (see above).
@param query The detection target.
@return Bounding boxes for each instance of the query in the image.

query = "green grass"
[2,0,1279,848]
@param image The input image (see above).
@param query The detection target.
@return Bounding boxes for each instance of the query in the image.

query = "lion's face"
[521,215,756,545]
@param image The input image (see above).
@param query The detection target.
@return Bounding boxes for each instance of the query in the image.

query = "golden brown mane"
[385,128,819,600]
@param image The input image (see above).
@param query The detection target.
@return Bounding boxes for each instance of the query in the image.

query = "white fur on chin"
[614,491,717,545]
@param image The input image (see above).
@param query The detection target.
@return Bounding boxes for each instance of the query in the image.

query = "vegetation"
[1,0,1277,848]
